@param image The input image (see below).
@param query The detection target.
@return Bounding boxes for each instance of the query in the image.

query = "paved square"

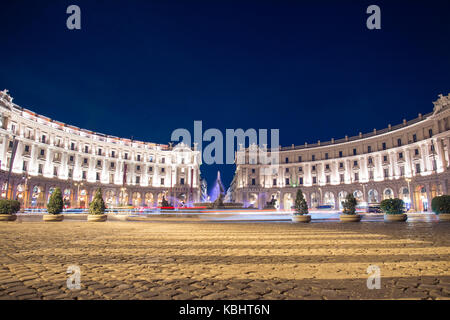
[0,220,449,299]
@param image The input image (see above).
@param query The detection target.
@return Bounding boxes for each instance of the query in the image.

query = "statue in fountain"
[161,196,170,208]
[264,196,277,209]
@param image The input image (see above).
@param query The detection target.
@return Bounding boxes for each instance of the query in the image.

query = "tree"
[342,193,357,215]
[380,198,404,215]
[294,189,308,215]
[47,188,64,215]
[89,188,106,215]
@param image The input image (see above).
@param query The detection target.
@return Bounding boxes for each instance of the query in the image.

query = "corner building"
[0,90,201,208]
[232,94,450,212]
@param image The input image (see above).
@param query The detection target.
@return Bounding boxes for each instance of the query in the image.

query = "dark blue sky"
[1,0,449,192]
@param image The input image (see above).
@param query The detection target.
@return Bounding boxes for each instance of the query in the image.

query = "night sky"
[1,0,449,193]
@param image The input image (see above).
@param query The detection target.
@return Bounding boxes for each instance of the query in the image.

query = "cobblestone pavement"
[0,220,449,300]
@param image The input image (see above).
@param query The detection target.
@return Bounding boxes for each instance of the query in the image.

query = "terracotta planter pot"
[292,214,311,223]
[87,214,107,222]
[384,214,407,222]
[0,214,17,222]
[43,214,64,222]
[437,213,450,222]
[339,214,362,222]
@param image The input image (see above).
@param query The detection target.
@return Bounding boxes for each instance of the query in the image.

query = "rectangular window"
[124,153,128,160]
[22,161,27,171]
[25,145,30,152]
[96,172,100,181]
[354,172,359,181]
[136,176,140,184]
[312,165,316,171]
[136,165,141,171]
[397,138,402,147]
[109,174,114,184]
[161,157,165,163]
[415,148,419,155]
[110,162,115,168]
[285,167,289,173]
[299,177,303,185]
[384,168,389,178]
[416,163,421,173]
[339,151,343,158]
[399,152,403,159]
[97,160,101,166]
[251,178,255,185]
[38,164,43,174]
[82,171,87,179]
[85,145,89,153]
[111,151,115,158]
[369,170,374,180]
[340,174,344,183]
[137,155,141,161]
[429,129,433,137]
[71,142,75,150]
[40,149,45,156]
[382,142,386,150]
[98,148,102,156]
[285,178,290,185]
[339,162,344,168]
[161,178,165,185]
[312,176,317,184]
[273,179,277,186]
[400,166,405,176]
[83,158,88,164]
[383,155,388,162]
[69,155,74,162]
[68,168,73,178]
[353,160,358,166]
[325,153,329,160]
[298,156,302,162]
[298,166,303,172]
[251,168,255,173]
[326,175,330,183]
[353,148,357,156]
[312,155,315,161]
[161,168,165,173]
[413,134,417,142]
[368,146,372,153]
[368,157,373,164]
[325,164,330,170]
[148,166,153,172]
[181,178,185,185]
[285,157,289,163]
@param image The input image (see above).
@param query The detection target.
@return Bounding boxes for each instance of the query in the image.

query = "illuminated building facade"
[0,90,201,208]
[232,94,450,212]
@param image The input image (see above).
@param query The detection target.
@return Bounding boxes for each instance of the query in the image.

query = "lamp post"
[120,187,126,206]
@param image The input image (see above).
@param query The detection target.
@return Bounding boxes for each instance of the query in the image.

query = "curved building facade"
[0,90,201,208]
[231,94,450,212]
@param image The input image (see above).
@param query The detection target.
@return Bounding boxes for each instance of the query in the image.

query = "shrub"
[0,199,21,214]
[380,198,404,215]
[47,188,64,215]
[294,189,308,215]
[89,188,106,215]
[342,193,357,215]
[431,195,450,215]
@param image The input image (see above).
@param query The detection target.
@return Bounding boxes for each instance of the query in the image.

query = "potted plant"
[381,198,407,222]
[292,189,311,223]
[88,188,107,222]
[340,193,361,222]
[44,187,64,221]
[0,199,20,221]
[431,195,450,222]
